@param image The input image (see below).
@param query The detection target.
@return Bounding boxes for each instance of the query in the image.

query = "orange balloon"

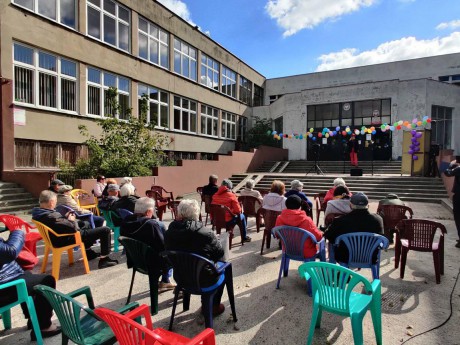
[417,121,422,126]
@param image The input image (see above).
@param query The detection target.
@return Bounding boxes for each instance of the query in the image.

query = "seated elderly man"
[120,197,175,292]
[98,184,120,211]
[56,185,105,227]
[202,174,219,197]
[47,179,65,194]
[165,199,226,316]
[212,179,251,242]
[284,180,313,208]
[32,190,118,268]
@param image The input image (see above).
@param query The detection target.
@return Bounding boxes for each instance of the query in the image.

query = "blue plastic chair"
[162,250,238,330]
[298,262,382,345]
[0,279,43,344]
[329,232,389,280]
[116,209,133,220]
[100,209,120,252]
[271,225,325,290]
[56,205,96,229]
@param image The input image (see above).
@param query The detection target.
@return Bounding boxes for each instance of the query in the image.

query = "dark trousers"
[93,215,106,228]
[0,272,55,329]
[453,193,460,239]
[81,226,112,256]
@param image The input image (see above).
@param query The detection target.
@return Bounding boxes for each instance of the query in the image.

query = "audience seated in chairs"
[112,183,139,225]
[92,175,106,198]
[378,193,405,207]
[240,179,263,207]
[101,178,117,198]
[262,180,287,212]
[165,199,227,317]
[324,192,383,263]
[32,190,118,268]
[47,179,65,194]
[212,179,251,242]
[323,177,352,205]
[120,197,175,293]
[275,195,323,257]
[285,180,313,208]
[202,174,219,198]
[56,185,105,227]
[324,186,352,218]
[0,230,61,341]
[98,184,120,211]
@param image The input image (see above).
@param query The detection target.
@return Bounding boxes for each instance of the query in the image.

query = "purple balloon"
[414,141,420,146]
[415,132,423,138]
[408,149,414,155]
[414,147,420,152]
[412,155,419,160]
[411,130,417,136]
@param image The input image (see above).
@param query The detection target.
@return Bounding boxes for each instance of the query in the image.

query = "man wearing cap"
[98,184,120,211]
[325,192,383,262]
[378,193,405,207]
[48,179,65,193]
[444,156,460,248]
[212,179,251,242]
[275,195,323,257]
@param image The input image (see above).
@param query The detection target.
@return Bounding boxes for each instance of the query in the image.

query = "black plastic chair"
[162,250,238,330]
[118,236,161,315]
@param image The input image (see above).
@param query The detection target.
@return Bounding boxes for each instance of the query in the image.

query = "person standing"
[444,156,460,248]
[348,135,359,166]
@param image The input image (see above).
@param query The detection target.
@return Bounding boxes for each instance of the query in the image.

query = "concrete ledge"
[441,198,453,214]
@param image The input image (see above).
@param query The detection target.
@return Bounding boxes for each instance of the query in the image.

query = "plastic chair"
[145,190,170,221]
[314,192,327,226]
[95,304,216,345]
[237,196,263,232]
[210,204,244,249]
[0,214,42,256]
[298,262,382,345]
[376,205,413,245]
[0,279,43,344]
[169,200,182,221]
[259,209,281,255]
[272,226,325,290]
[55,205,96,229]
[203,195,213,226]
[162,251,238,330]
[32,220,90,281]
[118,236,161,315]
[34,285,139,345]
[100,209,121,252]
[70,189,100,216]
[396,219,447,284]
[329,232,389,280]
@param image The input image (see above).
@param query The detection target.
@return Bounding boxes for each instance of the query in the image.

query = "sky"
[157,0,460,79]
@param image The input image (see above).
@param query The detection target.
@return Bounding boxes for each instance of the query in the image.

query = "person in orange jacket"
[275,195,323,257]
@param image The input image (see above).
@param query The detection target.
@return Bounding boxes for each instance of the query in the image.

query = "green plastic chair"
[34,285,138,345]
[0,279,43,345]
[298,262,382,345]
[100,209,120,252]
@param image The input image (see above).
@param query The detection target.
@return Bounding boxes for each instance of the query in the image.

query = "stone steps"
[0,181,38,213]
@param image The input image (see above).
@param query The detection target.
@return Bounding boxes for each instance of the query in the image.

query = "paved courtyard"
[1,201,459,345]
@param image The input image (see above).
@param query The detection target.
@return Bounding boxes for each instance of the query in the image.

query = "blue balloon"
[312,137,316,141]
[308,133,313,138]
[272,131,277,135]
[372,130,376,135]
[336,126,340,131]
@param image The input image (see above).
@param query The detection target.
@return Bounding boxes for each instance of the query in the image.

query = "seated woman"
[323,177,352,205]
[284,180,313,208]
[0,230,61,341]
[112,183,139,225]
[240,179,263,204]
[324,186,352,217]
[262,180,287,212]
[93,175,106,198]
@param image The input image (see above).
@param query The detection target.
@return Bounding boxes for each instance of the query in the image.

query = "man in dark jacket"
[325,192,383,262]
[32,190,118,269]
[202,174,219,197]
[120,197,175,292]
[165,199,226,316]
[444,156,460,247]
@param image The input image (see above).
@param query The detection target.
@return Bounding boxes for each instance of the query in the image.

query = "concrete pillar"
[0,78,15,177]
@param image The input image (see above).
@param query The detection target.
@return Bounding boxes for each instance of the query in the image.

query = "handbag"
[16,245,39,271]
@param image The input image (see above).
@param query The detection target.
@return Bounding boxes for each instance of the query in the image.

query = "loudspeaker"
[350,168,363,176]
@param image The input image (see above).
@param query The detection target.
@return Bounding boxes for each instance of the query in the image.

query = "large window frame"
[173,96,197,133]
[239,76,252,105]
[12,0,77,29]
[200,104,218,137]
[13,43,78,113]
[221,111,236,140]
[253,85,264,106]
[138,16,169,69]
[431,105,453,149]
[87,0,130,52]
[138,84,169,128]
[200,54,219,91]
[173,39,197,81]
[221,66,236,98]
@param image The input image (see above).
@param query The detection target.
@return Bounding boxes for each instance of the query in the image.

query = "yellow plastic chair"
[32,220,90,281]
[70,189,100,216]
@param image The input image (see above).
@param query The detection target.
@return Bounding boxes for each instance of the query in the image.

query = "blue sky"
[158,0,460,78]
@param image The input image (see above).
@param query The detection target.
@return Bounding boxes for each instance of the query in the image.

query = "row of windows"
[12,0,264,106]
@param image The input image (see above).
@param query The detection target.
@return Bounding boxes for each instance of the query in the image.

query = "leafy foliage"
[247,116,279,149]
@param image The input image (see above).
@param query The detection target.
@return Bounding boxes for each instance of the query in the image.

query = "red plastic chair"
[210,204,244,249]
[170,200,182,221]
[260,209,281,255]
[313,192,327,226]
[396,219,447,284]
[238,195,263,232]
[377,205,413,245]
[0,214,42,256]
[196,187,204,222]
[95,304,216,345]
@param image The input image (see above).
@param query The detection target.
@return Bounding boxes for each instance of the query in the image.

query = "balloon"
[342,131,347,136]
[393,122,399,127]
[336,126,340,131]
[412,155,419,160]
[332,131,337,136]
[372,130,376,135]
[308,133,313,138]
[410,123,416,128]
[414,147,420,152]
[403,121,409,126]
[354,129,360,135]
[389,126,395,131]
[417,121,422,126]
[422,120,427,125]
[396,125,402,130]
[309,128,314,133]
[423,116,428,121]
[279,133,283,137]
[427,118,432,123]
[288,135,292,139]
[267,130,272,135]
[416,132,422,138]
[382,128,387,132]
[408,149,414,155]
[299,135,303,139]
[295,136,298,139]
[412,118,418,124]
[360,130,365,135]
[411,130,416,136]
[398,120,403,125]
[318,132,323,138]
[380,124,385,130]
[370,126,375,131]
[312,136,316,141]
[325,133,330,138]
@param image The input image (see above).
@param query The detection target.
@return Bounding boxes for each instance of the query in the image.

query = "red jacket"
[212,186,241,222]
[275,209,323,257]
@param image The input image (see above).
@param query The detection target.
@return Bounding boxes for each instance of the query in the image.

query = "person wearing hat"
[98,184,120,211]
[325,192,383,263]
[275,195,323,257]
[444,156,460,248]
[347,135,359,166]
[378,193,405,207]
[285,180,313,208]
[48,179,65,193]
[324,186,352,217]
[212,179,251,242]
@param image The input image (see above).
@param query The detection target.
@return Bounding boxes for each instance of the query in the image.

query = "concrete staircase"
[0,181,38,213]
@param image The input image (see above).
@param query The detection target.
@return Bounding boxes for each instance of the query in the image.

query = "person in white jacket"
[262,180,287,212]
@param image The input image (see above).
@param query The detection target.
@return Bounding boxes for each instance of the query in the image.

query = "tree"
[247,116,279,149]
[76,87,169,177]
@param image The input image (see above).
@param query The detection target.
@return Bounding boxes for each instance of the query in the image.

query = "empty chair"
[314,192,327,226]
[298,262,382,345]
[377,204,413,245]
[329,232,389,280]
[396,219,447,284]
[260,209,281,255]
[0,214,42,256]
[210,204,244,249]
[95,304,216,345]
[238,195,263,232]
[203,195,213,226]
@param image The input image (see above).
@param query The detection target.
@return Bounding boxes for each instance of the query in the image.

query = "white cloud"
[265,0,377,37]
[315,32,460,71]
[436,20,460,30]
[157,0,196,26]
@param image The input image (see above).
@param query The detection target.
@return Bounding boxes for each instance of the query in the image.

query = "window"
[138,17,169,68]
[173,39,197,81]
[87,0,130,51]
[87,67,130,119]
[431,105,453,149]
[253,85,264,106]
[238,116,248,143]
[221,111,236,139]
[200,104,218,137]
[239,76,252,105]
[138,84,169,127]
[221,66,236,98]
[173,96,196,133]
[13,0,77,29]
[200,54,219,90]
[13,43,77,112]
